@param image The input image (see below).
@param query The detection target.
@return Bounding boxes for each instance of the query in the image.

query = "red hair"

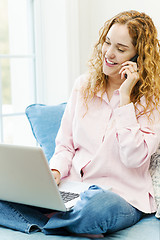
[82,10,160,117]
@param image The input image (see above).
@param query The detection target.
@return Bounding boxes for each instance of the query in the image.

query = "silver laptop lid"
[0,144,67,211]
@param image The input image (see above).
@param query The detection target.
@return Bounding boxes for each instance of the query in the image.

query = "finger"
[54,176,60,185]
[122,61,138,71]
[119,65,135,75]
[120,68,129,79]
[132,64,138,72]
[121,61,137,67]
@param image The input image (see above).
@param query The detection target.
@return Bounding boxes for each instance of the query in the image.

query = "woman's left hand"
[119,61,139,106]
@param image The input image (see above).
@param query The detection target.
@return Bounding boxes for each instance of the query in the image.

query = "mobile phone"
[125,54,138,78]
[130,54,138,63]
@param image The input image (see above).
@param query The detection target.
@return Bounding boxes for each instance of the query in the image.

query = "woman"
[1,10,160,238]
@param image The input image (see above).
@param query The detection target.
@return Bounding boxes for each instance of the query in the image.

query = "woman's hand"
[51,169,61,185]
[119,61,139,106]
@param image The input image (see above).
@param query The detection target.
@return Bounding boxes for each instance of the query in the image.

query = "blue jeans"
[0,186,143,235]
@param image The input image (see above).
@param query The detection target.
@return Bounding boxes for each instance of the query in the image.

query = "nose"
[105,46,115,59]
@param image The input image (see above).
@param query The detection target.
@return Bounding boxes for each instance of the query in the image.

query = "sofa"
[0,103,159,240]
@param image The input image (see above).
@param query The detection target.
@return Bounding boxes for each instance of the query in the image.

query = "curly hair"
[82,10,160,118]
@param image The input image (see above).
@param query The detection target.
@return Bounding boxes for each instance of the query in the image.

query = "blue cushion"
[25,103,66,161]
[0,214,159,239]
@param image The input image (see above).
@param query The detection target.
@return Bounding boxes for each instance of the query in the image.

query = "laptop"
[0,144,111,212]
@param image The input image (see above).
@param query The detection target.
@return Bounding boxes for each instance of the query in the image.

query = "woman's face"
[102,23,137,79]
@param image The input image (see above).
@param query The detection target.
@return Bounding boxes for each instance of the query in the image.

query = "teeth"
[106,58,115,65]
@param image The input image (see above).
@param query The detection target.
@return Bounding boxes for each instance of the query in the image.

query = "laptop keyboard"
[60,191,80,203]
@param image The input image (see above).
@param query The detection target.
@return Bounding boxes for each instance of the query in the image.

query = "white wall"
[36,0,160,105]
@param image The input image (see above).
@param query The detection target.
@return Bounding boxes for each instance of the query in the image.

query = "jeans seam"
[111,208,142,233]
[7,202,39,233]
[74,206,140,234]
[81,212,137,234]
[76,220,108,234]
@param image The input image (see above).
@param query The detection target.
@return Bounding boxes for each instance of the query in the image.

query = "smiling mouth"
[105,58,118,65]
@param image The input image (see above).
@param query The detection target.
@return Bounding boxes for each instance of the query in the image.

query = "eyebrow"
[106,37,129,48]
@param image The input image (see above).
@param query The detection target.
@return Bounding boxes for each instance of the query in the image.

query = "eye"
[118,48,125,53]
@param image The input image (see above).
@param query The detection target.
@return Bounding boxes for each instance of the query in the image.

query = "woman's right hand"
[51,169,61,185]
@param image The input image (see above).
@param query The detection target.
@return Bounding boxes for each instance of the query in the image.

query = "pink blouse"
[50,74,160,213]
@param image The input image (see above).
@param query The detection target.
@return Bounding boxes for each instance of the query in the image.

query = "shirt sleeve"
[49,76,82,178]
[114,102,160,168]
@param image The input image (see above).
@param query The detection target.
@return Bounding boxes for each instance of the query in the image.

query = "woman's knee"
[73,186,120,220]
[83,186,120,205]
[67,187,119,234]
[66,186,142,234]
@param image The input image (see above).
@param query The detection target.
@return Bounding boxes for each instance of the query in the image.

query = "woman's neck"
[106,76,122,101]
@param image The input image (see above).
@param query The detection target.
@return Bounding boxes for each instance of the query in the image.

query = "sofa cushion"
[150,146,160,218]
[25,103,66,162]
[0,214,159,240]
